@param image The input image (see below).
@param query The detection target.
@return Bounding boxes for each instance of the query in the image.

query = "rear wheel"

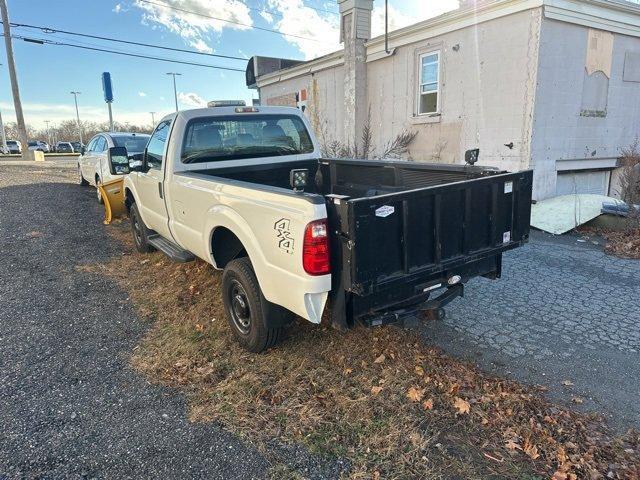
[222,257,292,353]
[129,203,154,253]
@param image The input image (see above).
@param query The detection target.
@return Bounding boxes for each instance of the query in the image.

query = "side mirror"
[80,146,86,155]
[465,148,480,166]
[142,148,149,172]
[107,146,130,175]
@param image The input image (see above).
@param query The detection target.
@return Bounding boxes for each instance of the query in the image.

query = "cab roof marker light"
[235,107,260,113]
[207,100,246,108]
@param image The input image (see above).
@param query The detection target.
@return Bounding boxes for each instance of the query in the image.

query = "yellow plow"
[99,177,127,225]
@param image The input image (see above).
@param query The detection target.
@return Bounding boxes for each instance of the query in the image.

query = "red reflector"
[303,219,330,276]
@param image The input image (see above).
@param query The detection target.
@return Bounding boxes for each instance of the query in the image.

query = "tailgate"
[329,170,533,296]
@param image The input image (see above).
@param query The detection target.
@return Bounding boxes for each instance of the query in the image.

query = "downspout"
[385,0,391,54]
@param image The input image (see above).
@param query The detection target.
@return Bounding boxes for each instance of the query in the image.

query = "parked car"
[71,141,84,153]
[78,132,150,203]
[27,141,50,152]
[56,141,74,153]
[103,105,533,353]
[6,140,22,154]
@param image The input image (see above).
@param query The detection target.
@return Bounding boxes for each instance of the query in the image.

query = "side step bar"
[148,234,195,263]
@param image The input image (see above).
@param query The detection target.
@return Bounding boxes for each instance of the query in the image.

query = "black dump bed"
[319,159,533,327]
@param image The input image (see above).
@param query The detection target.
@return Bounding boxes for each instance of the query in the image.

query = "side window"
[146,120,171,170]
[87,137,98,152]
[418,51,440,115]
[95,137,107,152]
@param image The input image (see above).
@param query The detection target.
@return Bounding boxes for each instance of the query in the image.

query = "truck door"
[136,120,172,239]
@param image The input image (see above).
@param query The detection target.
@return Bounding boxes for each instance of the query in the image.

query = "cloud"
[259,11,274,23]
[178,92,207,107]
[265,0,459,60]
[266,0,341,60]
[134,0,253,53]
[113,3,122,13]
[138,91,147,97]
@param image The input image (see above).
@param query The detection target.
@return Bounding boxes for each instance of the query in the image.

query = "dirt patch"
[87,223,640,479]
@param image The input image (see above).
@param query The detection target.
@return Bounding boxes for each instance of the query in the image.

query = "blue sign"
[102,72,114,103]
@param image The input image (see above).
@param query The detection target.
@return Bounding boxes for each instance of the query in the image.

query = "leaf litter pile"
[88,224,640,479]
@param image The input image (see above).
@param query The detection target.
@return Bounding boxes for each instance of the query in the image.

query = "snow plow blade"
[99,177,127,225]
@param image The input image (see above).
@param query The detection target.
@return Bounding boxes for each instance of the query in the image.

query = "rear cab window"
[181,114,314,164]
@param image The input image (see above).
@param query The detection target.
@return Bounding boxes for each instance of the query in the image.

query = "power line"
[135,0,332,43]
[10,34,246,72]
[9,22,248,61]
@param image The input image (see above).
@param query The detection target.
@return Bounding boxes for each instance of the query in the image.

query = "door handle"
[158,182,163,199]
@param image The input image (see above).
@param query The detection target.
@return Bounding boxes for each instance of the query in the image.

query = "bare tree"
[618,140,640,229]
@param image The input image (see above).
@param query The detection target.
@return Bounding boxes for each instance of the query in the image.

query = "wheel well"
[211,227,247,269]
[124,189,134,213]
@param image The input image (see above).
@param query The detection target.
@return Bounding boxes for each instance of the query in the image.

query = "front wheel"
[78,166,89,186]
[221,257,292,353]
[129,202,154,253]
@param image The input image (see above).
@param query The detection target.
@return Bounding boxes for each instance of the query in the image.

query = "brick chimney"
[338,0,373,146]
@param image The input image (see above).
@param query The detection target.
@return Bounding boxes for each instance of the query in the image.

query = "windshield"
[181,114,314,164]
[7,141,17,146]
[112,135,150,153]
[28,141,37,146]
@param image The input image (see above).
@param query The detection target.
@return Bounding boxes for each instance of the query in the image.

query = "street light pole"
[166,72,181,112]
[44,119,50,147]
[70,91,83,146]
[0,0,32,160]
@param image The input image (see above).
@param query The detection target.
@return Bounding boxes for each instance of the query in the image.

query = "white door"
[557,171,609,196]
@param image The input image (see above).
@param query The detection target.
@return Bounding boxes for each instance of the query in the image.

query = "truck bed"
[196,157,533,326]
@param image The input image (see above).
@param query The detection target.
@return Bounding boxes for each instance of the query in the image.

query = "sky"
[0,0,459,129]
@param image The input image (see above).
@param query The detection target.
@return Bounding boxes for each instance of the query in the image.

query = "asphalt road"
[0,166,272,479]
[422,230,640,432]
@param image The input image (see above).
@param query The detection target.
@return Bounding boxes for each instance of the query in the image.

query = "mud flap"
[99,177,126,225]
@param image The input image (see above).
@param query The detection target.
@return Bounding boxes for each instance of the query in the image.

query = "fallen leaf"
[552,471,568,480]
[422,398,434,410]
[562,380,574,387]
[26,231,43,238]
[343,368,353,375]
[572,397,584,404]
[523,438,540,460]
[415,366,425,376]
[407,387,424,402]
[195,323,205,332]
[371,386,383,396]
[505,440,521,451]
[453,397,470,414]
[374,354,386,364]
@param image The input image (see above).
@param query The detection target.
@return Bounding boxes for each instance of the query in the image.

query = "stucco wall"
[365,9,541,170]
[258,66,347,147]
[531,19,640,199]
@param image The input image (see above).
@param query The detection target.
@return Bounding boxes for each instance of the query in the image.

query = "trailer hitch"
[362,284,464,327]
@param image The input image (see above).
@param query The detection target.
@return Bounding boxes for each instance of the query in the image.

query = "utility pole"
[150,111,156,127]
[44,120,50,146]
[0,0,32,160]
[166,72,181,112]
[70,91,83,146]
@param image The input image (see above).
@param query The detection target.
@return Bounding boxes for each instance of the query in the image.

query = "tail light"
[303,219,330,275]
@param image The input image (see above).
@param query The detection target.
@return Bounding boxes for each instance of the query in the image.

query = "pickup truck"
[104,104,532,352]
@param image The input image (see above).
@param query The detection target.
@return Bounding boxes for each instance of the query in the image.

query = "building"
[247,0,640,200]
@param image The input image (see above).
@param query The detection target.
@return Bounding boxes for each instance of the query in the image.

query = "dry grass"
[85,223,640,479]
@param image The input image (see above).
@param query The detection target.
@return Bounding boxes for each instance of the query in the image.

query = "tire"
[78,166,89,186]
[129,202,154,254]
[222,257,292,353]
[96,177,104,204]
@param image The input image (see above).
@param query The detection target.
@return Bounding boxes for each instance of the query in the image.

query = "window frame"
[417,50,441,116]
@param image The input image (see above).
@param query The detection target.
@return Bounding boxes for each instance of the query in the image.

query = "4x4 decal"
[274,218,294,254]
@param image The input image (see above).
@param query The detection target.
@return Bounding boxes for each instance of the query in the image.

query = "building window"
[418,51,440,115]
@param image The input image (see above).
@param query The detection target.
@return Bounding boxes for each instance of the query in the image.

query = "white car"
[6,140,21,154]
[78,132,151,203]
[27,140,50,152]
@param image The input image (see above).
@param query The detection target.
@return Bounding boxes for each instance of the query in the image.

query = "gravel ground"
[0,166,272,479]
